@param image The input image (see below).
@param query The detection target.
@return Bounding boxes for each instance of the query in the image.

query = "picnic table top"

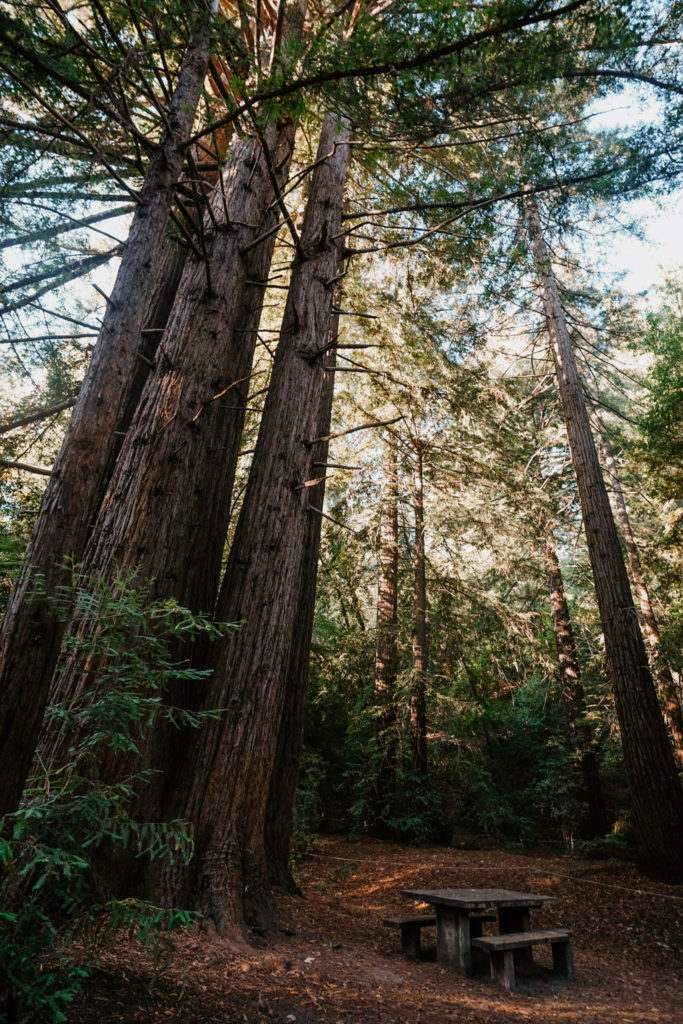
[401,887,557,910]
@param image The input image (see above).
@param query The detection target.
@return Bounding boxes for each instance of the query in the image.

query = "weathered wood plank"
[472,929,575,990]
[383,915,435,958]
[472,928,572,952]
[383,916,436,928]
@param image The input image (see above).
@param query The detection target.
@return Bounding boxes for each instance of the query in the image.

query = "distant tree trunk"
[375,432,399,714]
[410,439,428,777]
[545,533,608,838]
[372,431,400,816]
[0,24,213,817]
[594,412,683,767]
[524,195,683,881]
[265,284,341,891]
[153,113,353,934]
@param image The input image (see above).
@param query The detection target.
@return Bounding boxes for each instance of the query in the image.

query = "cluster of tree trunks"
[144,111,353,932]
[0,26,214,819]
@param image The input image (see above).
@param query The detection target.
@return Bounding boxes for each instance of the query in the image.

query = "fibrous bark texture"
[155,113,353,933]
[265,286,341,891]
[73,122,297,617]
[410,439,428,777]
[375,432,399,711]
[42,118,299,812]
[545,533,607,838]
[524,195,683,881]
[0,25,212,817]
[594,413,683,767]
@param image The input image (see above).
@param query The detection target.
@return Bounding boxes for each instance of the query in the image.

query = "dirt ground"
[69,836,682,1024]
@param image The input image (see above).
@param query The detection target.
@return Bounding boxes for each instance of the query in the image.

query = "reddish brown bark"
[43,119,299,787]
[410,439,428,777]
[545,533,607,838]
[524,196,683,880]
[77,124,297,614]
[595,415,683,767]
[0,25,213,817]
[265,288,341,891]
[375,432,399,712]
[154,113,353,932]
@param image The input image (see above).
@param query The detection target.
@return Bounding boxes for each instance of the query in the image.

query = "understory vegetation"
[0,573,230,1021]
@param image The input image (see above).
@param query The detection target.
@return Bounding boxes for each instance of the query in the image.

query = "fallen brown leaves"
[68,837,682,1024]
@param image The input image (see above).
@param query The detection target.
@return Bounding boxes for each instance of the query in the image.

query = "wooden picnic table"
[401,887,557,974]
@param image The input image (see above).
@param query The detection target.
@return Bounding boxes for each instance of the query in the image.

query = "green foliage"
[342,685,443,845]
[290,750,327,860]
[0,523,29,613]
[0,569,234,1024]
[637,281,683,499]
[575,814,636,861]
[443,677,587,845]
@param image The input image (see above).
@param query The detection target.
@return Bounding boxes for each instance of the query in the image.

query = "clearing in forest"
[68,836,682,1024]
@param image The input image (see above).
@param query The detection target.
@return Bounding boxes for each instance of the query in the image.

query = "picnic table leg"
[401,923,423,960]
[436,907,471,973]
[498,907,533,969]
[551,938,575,980]
[469,914,488,973]
[490,949,516,991]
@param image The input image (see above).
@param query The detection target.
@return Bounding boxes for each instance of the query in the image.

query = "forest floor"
[69,836,682,1024]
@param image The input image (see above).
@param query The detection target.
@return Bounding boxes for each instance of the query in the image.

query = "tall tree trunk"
[153,113,353,933]
[410,439,428,777]
[524,196,683,881]
[0,20,213,817]
[70,122,297,616]
[372,430,400,817]
[265,284,341,891]
[120,239,189,452]
[594,412,683,767]
[375,432,399,713]
[545,533,607,838]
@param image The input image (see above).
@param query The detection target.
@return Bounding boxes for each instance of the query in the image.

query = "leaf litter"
[67,836,682,1023]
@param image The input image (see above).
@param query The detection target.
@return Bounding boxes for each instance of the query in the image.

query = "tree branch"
[0,458,52,476]
[311,414,403,444]
[0,396,79,435]
[0,206,133,251]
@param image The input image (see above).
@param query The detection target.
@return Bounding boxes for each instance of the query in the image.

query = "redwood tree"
[151,112,353,932]
[265,286,341,891]
[524,195,683,880]
[374,431,399,716]
[409,436,428,777]
[544,532,607,837]
[45,0,310,729]
[593,410,683,767]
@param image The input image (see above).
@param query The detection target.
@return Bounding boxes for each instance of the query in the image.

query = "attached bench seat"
[471,929,574,990]
[383,915,436,958]
[384,911,496,960]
